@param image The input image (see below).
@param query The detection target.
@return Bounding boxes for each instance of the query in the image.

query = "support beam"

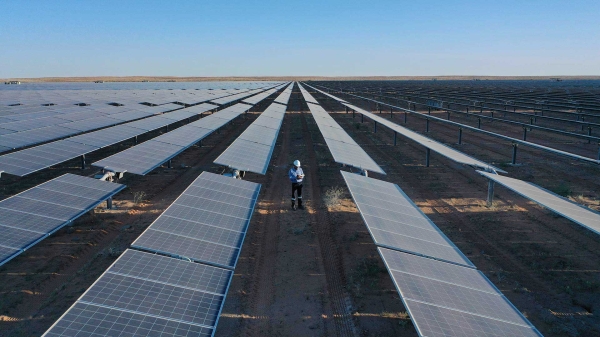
[134,135,138,145]
[478,117,482,129]
[486,180,495,207]
[167,160,172,169]
[458,128,462,145]
[106,197,113,210]
[588,127,592,144]
[425,148,431,167]
[374,121,377,133]
[512,143,518,165]
[345,106,349,114]
[394,131,397,146]
[404,110,407,123]
[523,128,528,141]
[81,154,86,170]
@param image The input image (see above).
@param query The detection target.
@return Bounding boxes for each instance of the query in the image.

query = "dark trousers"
[291,183,303,201]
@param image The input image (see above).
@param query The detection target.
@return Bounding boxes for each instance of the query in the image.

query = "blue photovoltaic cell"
[379,248,542,337]
[44,302,214,337]
[132,172,260,268]
[0,173,125,266]
[341,171,473,267]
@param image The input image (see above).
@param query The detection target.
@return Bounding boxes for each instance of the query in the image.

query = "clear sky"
[1,0,598,77]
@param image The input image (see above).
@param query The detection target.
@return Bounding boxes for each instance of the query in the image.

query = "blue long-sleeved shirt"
[289,167,304,183]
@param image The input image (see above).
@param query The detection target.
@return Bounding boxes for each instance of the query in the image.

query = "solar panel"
[0,173,125,266]
[45,302,214,337]
[341,171,473,267]
[379,248,542,337]
[298,84,385,174]
[132,172,260,269]
[478,171,600,235]
[343,103,506,173]
[44,249,231,337]
[213,99,286,174]
[92,104,251,176]
[273,83,294,105]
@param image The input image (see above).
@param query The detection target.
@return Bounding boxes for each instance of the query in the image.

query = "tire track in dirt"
[301,111,359,337]
[238,114,290,337]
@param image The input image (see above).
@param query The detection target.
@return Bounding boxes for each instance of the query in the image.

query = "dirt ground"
[1,83,599,337]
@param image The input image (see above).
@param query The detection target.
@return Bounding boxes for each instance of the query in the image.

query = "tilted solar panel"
[478,171,600,235]
[132,172,260,269]
[44,249,232,337]
[341,171,473,267]
[0,174,125,266]
[379,248,542,337]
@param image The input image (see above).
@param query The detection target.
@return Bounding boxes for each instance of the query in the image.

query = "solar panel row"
[0,104,180,152]
[0,103,217,177]
[132,171,261,269]
[44,169,263,336]
[298,83,385,174]
[379,248,543,337]
[44,249,232,337]
[340,171,542,336]
[343,102,506,173]
[341,171,472,267]
[478,171,600,235]
[214,82,293,174]
[91,103,249,175]
[0,173,125,266]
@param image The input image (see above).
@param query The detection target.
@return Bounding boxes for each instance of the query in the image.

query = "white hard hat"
[293,160,301,167]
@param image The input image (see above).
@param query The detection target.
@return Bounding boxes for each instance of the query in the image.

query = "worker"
[289,160,305,210]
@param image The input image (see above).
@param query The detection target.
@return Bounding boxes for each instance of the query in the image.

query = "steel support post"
[486,180,495,207]
[512,143,518,165]
[428,107,431,115]
[167,160,172,169]
[361,113,364,123]
[425,148,431,167]
[523,128,528,141]
[404,111,407,123]
[447,111,450,120]
[107,197,113,210]
[345,106,348,114]
[374,121,377,133]
[390,107,393,118]
[458,128,462,144]
[582,117,586,130]
[394,131,397,146]
[588,127,592,144]
[478,118,482,129]
[81,155,85,170]
[134,135,138,145]
[426,118,430,132]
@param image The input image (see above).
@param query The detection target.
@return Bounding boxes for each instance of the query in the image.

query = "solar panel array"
[273,83,294,105]
[0,103,217,177]
[342,102,506,173]
[132,172,261,269]
[341,171,472,267]
[44,172,261,336]
[0,173,125,266]
[478,171,600,235]
[298,83,385,174]
[379,248,543,337]
[0,104,179,152]
[341,171,542,336]
[214,82,294,174]
[92,103,256,175]
[44,249,232,337]
[240,83,289,105]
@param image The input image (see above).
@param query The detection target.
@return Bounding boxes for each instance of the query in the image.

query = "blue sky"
[1,0,598,77]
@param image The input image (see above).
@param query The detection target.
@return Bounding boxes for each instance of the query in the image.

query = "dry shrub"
[133,191,146,204]
[323,186,345,208]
